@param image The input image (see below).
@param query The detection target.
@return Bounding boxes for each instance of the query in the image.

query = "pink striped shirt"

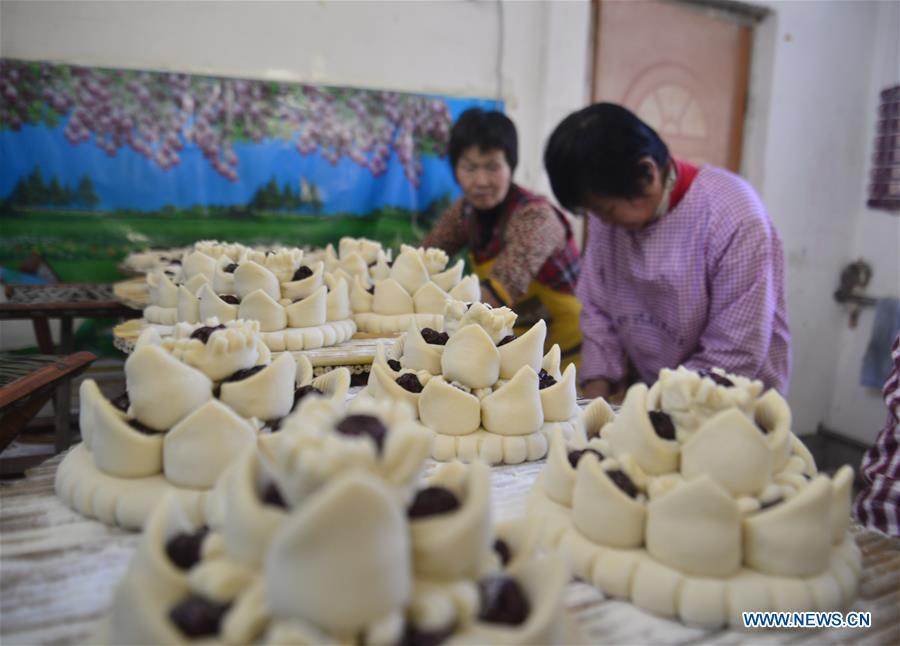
[577,166,791,392]
[853,333,900,535]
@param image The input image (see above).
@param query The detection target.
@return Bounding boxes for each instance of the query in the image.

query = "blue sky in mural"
[0,96,501,214]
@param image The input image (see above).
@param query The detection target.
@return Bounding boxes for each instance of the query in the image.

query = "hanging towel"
[861,298,900,388]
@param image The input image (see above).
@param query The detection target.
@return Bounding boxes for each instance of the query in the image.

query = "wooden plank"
[0,353,96,410]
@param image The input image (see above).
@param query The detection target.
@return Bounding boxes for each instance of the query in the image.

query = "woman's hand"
[581,379,612,400]
[481,290,502,308]
[581,378,626,404]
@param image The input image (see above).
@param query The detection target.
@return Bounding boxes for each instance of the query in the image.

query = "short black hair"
[449,108,518,174]
[544,103,670,210]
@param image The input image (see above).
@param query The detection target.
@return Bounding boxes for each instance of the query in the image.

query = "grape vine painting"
[0,59,500,281]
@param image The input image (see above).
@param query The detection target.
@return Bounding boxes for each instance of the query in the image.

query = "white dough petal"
[235,261,281,301]
[284,286,327,328]
[430,259,464,292]
[481,366,543,436]
[418,377,481,436]
[373,278,415,316]
[681,409,773,497]
[219,353,296,421]
[441,324,500,390]
[540,363,578,422]
[264,473,411,635]
[240,289,288,332]
[498,320,546,379]
[281,262,324,301]
[125,344,213,431]
[163,399,257,488]
[390,249,430,294]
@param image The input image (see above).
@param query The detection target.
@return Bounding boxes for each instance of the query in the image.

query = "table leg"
[32,317,54,354]
[53,318,75,450]
[54,379,72,452]
[60,317,74,354]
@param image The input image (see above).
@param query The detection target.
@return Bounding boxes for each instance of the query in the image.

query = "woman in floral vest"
[421,108,582,368]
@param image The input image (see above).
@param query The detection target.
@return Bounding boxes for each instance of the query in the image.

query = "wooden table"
[0,284,141,355]
[1,452,898,645]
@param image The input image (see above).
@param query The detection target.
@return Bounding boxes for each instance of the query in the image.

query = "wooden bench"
[0,352,97,475]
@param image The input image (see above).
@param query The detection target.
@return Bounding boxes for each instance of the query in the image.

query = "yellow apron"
[471,255,582,372]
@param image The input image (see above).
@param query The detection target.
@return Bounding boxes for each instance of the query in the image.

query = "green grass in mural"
[0,207,424,282]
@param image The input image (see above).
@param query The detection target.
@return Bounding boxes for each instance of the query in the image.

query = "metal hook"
[834,259,878,328]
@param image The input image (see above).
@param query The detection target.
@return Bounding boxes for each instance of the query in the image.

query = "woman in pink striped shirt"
[545,103,791,400]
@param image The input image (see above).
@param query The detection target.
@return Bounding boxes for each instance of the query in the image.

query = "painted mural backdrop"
[0,59,500,281]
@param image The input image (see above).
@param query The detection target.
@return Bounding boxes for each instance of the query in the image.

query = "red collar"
[669,159,699,210]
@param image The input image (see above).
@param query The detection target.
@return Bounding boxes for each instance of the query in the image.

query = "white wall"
[826,0,900,443]
[741,0,898,436]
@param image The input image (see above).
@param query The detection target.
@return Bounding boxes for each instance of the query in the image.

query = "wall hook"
[834,259,878,328]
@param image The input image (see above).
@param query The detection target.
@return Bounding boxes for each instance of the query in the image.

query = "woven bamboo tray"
[111,277,149,310]
[112,319,398,368]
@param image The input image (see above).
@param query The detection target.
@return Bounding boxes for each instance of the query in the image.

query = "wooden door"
[592,0,752,171]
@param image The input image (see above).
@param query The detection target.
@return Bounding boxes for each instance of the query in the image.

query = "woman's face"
[455,147,512,211]
[580,157,665,230]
